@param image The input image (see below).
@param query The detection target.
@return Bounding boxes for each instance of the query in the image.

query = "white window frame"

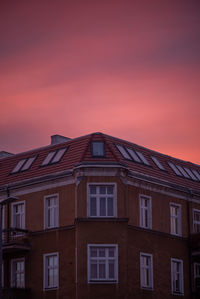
[140,253,153,289]
[87,183,117,218]
[44,194,59,229]
[194,262,200,279]
[171,258,184,295]
[193,209,200,233]
[170,203,182,236]
[139,195,152,229]
[43,252,59,290]
[11,201,25,232]
[11,258,25,288]
[87,244,118,283]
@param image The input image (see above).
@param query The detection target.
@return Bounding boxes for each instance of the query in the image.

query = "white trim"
[44,194,59,229]
[11,200,26,231]
[43,252,59,290]
[140,252,153,290]
[170,203,182,236]
[139,195,152,229]
[171,258,184,295]
[11,257,25,288]
[87,183,117,218]
[193,209,200,233]
[87,244,118,283]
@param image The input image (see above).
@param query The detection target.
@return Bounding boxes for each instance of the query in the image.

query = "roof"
[0,132,200,193]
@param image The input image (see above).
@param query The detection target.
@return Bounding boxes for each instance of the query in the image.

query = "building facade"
[0,132,200,299]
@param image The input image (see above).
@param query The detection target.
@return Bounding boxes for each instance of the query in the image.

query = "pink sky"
[0,1,200,163]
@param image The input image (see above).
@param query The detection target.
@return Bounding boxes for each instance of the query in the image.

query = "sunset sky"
[0,1,200,164]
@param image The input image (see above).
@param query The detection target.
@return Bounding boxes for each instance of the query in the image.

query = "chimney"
[0,151,14,159]
[51,134,71,145]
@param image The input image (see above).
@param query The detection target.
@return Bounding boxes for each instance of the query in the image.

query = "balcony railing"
[2,227,31,252]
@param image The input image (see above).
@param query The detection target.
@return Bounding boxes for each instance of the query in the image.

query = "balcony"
[2,287,31,299]
[2,228,31,253]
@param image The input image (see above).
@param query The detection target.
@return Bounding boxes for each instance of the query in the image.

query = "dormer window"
[91,141,105,157]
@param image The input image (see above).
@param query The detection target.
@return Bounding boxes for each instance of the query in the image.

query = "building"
[0,132,200,299]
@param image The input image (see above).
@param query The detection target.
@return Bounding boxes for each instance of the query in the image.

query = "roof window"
[91,141,105,157]
[116,144,132,160]
[191,169,200,181]
[151,156,165,171]
[11,156,36,174]
[115,144,150,166]
[184,167,198,181]
[41,148,67,166]
[175,165,190,179]
[168,162,182,176]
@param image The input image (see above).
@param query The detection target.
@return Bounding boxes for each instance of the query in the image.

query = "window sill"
[88,280,118,284]
[44,287,59,291]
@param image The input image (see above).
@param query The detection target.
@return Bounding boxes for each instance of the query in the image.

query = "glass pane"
[90,186,96,194]
[90,248,97,257]
[100,197,106,216]
[100,186,106,194]
[108,248,114,257]
[92,142,104,156]
[99,262,106,279]
[109,262,115,279]
[99,248,105,257]
[107,198,113,216]
[90,197,97,216]
[91,263,97,279]
[107,186,114,194]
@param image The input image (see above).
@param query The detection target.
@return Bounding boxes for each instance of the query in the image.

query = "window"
[193,209,200,233]
[135,151,150,166]
[168,162,182,176]
[44,253,59,289]
[87,184,116,217]
[91,141,105,157]
[44,194,59,229]
[151,156,166,171]
[88,244,118,283]
[116,144,132,160]
[12,201,25,231]
[11,258,25,288]
[140,253,153,289]
[140,195,152,229]
[194,263,200,289]
[170,203,181,236]
[171,258,184,295]
[41,148,67,166]
[11,156,36,173]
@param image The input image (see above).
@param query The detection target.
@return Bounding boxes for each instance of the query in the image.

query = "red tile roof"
[0,132,200,193]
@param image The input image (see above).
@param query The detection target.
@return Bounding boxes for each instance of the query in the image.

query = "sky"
[0,0,200,164]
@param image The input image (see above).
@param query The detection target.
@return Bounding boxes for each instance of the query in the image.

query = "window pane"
[90,197,97,216]
[99,248,105,257]
[99,262,106,279]
[108,248,114,257]
[107,198,114,216]
[92,142,104,156]
[90,186,96,194]
[91,248,97,257]
[100,197,106,216]
[100,186,106,194]
[107,186,114,194]
[109,261,115,279]
[91,263,97,279]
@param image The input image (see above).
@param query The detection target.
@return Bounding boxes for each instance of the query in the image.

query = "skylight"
[11,157,36,174]
[135,151,150,166]
[184,167,198,181]
[192,169,200,181]
[151,156,165,171]
[168,162,182,176]
[41,148,68,166]
[116,144,132,160]
[176,165,190,179]
[126,148,141,163]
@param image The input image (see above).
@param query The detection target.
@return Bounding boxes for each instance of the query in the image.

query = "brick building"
[0,132,200,299]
